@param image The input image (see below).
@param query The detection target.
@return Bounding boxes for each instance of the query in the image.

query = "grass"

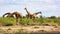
[0,17,60,26]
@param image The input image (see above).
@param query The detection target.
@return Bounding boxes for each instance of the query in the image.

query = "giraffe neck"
[25,8,31,15]
[33,12,42,16]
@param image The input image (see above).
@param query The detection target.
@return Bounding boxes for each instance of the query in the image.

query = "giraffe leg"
[16,17,19,25]
[20,18,22,21]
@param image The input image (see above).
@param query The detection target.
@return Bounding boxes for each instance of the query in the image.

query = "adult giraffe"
[24,8,42,19]
[3,11,23,25]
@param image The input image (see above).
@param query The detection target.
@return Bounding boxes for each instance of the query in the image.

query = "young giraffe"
[3,12,14,18]
[24,8,42,19]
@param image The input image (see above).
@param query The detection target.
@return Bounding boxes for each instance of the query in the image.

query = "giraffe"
[3,12,14,18]
[24,8,32,19]
[29,11,42,19]
[12,11,23,24]
[24,8,42,19]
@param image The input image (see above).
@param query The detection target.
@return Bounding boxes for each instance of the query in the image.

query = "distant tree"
[23,16,26,18]
[48,16,56,19]
[58,17,60,19]
[40,15,43,18]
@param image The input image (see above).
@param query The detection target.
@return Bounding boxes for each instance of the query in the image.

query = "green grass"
[0,17,60,26]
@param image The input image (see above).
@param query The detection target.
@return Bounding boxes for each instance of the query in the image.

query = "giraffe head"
[24,8,27,10]
[38,11,42,14]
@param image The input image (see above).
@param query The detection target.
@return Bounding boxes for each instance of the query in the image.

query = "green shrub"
[20,18,28,25]
[0,17,16,26]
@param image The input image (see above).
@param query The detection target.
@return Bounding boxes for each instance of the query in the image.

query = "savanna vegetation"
[0,16,60,26]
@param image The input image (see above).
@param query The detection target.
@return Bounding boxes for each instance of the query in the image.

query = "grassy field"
[0,17,60,26]
[0,17,60,34]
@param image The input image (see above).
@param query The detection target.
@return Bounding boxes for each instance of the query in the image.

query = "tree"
[49,16,56,19]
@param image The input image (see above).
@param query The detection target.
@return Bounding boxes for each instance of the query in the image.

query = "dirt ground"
[0,25,60,34]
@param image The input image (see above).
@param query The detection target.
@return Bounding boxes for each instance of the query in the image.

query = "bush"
[0,17,16,26]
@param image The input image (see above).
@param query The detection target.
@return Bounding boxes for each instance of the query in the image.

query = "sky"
[0,0,60,17]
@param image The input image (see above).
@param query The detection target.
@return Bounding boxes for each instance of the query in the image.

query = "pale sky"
[0,0,60,17]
